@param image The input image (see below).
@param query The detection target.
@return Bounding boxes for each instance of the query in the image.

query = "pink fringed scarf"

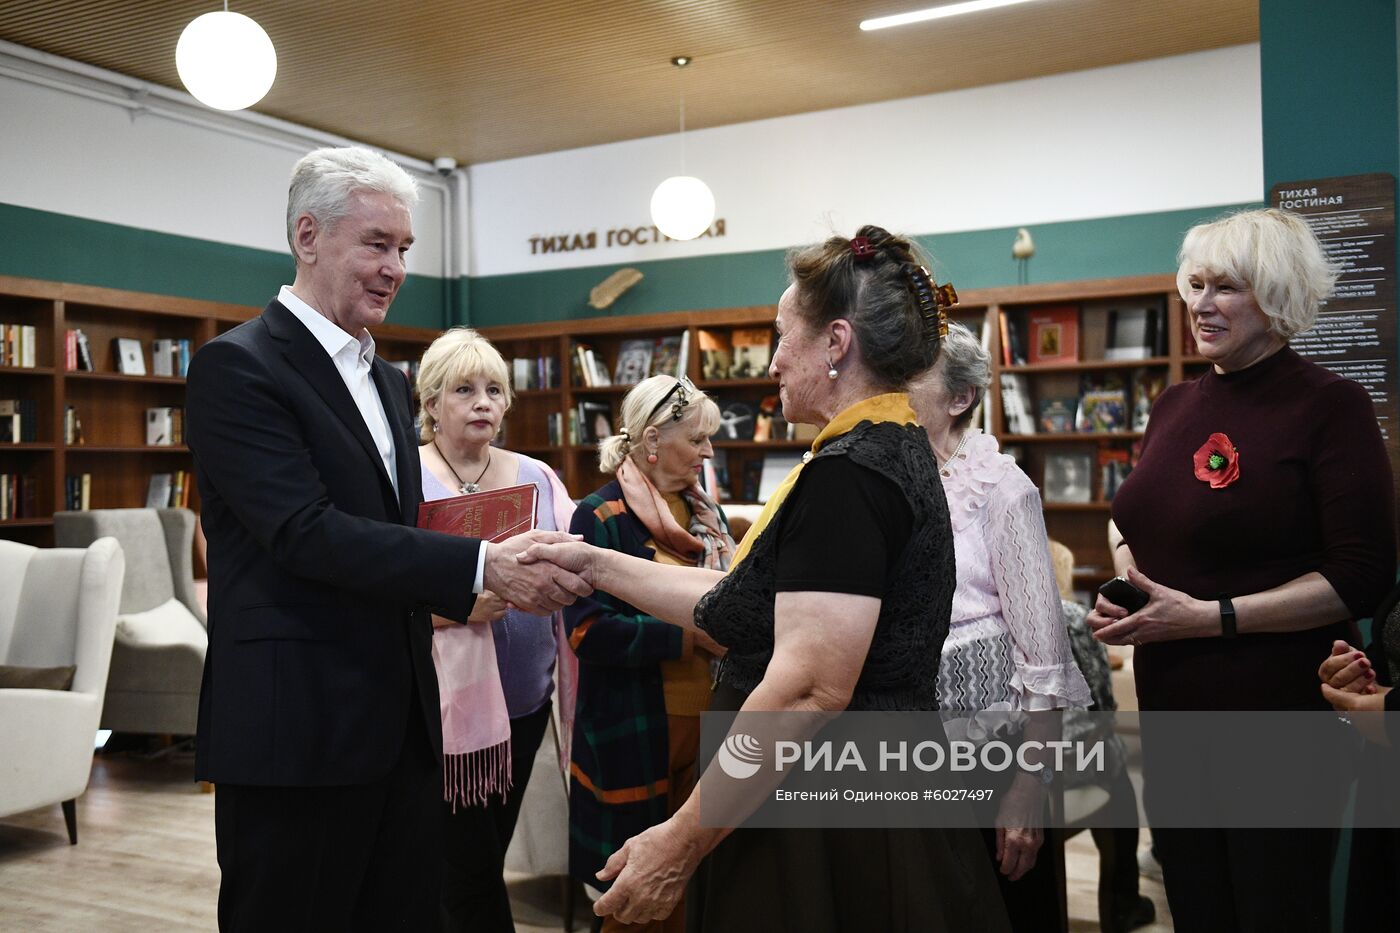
[433,460,579,811]
[615,458,734,571]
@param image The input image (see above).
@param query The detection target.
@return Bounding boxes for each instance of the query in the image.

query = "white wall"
[469,44,1263,277]
[0,48,448,277]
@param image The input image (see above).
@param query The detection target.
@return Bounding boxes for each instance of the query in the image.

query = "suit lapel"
[265,301,398,501]
[372,359,423,526]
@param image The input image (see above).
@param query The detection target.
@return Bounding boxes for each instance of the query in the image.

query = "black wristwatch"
[1218,594,1237,639]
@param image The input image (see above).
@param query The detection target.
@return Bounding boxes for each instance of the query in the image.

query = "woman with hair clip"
[525,226,1009,932]
[1090,208,1395,931]
[910,322,1092,931]
[416,327,577,933]
[564,373,733,933]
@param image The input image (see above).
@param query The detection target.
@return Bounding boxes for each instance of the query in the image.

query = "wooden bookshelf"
[0,275,439,546]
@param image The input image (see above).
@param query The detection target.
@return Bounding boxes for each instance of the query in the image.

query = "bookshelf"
[480,274,1187,595]
[0,275,438,547]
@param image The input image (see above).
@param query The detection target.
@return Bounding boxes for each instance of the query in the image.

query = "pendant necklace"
[436,442,491,494]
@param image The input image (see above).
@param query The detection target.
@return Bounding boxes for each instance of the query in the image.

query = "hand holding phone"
[1098,576,1149,614]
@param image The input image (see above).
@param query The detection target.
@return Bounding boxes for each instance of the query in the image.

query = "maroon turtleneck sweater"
[1112,346,1396,711]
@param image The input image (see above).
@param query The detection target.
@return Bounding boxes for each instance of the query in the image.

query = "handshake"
[480,529,600,616]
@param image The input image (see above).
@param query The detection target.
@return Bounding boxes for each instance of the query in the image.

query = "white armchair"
[0,537,124,844]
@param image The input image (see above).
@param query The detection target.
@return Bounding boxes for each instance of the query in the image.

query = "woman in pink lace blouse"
[911,322,1091,932]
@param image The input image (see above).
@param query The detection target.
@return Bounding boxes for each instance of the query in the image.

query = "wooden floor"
[0,751,1172,931]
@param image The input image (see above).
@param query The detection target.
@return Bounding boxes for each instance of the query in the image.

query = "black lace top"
[696,419,955,711]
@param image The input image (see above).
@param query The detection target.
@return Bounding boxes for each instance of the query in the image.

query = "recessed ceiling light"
[860,0,1050,32]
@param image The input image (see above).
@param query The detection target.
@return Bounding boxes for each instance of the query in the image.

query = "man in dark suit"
[186,146,589,931]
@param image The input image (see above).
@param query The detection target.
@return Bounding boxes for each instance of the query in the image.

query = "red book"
[417,482,537,543]
[1027,306,1079,364]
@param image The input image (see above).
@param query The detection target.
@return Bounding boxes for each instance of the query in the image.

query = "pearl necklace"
[938,432,970,477]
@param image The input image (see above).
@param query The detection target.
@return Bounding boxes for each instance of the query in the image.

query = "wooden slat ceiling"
[0,0,1257,164]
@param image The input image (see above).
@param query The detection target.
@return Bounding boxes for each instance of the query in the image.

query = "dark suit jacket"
[187,299,479,786]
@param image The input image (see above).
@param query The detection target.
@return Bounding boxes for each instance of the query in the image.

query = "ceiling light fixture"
[860,0,1048,31]
[650,56,716,242]
[176,2,277,111]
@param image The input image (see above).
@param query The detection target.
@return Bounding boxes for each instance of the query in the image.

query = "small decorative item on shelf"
[114,337,147,375]
[698,329,732,379]
[752,395,789,442]
[614,339,653,385]
[146,472,174,509]
[150,338,191,377]
[729,328,772,378]
[1043,451,1093,504]
[1027,306,1078,365]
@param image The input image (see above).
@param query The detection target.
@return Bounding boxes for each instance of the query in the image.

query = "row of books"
[574,333,691,388]
[0,399,38,443]
[145,470,193,509]
[1,323,39,367]
[512,356,560,390]
[64,329,94,371]
[1001,369,1164,435]
[146,407,185,446]
[0,472,38,520]
[706,450,803,503]
[64,473,92,511]
[698,328,771,380]
[1000,302,1168,366]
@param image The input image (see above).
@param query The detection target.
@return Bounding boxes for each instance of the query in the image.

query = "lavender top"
[422,451,558,718]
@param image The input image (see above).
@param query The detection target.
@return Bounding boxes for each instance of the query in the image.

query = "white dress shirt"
[278,286,487,592]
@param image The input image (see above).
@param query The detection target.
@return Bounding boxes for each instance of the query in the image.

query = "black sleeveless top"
[696,419,955,711]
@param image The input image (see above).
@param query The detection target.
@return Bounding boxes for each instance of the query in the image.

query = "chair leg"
[61,799,77,845]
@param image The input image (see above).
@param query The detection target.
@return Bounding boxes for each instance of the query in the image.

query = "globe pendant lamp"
[650,57,715,241]
[176,4,277,111]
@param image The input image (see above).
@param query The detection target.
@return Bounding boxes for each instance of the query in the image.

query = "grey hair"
[936,322,991,428]
[1176,208,1336,340]
[286,146,419,257]
[598,374,721,474]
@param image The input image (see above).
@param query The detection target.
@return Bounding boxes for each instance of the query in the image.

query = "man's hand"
[516,538,599,584]
[484,530,591,615]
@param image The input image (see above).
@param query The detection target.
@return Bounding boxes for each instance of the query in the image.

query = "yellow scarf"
[729,392,919,568]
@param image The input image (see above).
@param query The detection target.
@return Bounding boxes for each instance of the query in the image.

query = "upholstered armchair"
[54,508,206,735]
[0,537,124,843]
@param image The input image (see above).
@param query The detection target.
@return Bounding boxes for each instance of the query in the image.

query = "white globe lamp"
[650,175,716,241]
[176,10,277,111]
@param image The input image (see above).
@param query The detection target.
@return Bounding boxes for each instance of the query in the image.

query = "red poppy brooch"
[1193,433,1240,489]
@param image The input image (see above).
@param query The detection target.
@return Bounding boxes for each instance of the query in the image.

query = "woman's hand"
[1317,640,1377,694]
[1088,567,1215,646]
[467,590,508,625]
[994,774,1045,881]
[1322,681,1393,746]
[592,817,708,924]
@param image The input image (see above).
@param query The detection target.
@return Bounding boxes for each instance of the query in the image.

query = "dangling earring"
[647,451,658,464]
[827,360,838,380]
[431,421,440,432]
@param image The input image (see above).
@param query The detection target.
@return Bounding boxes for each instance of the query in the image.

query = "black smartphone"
[1098,576,1149,614]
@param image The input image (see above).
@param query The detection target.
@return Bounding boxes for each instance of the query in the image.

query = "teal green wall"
[464,204,1261,327]
[0,202,449,330]
[1259,4,1400,929]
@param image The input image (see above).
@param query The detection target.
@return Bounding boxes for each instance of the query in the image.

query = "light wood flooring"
[0,750,1172,931]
